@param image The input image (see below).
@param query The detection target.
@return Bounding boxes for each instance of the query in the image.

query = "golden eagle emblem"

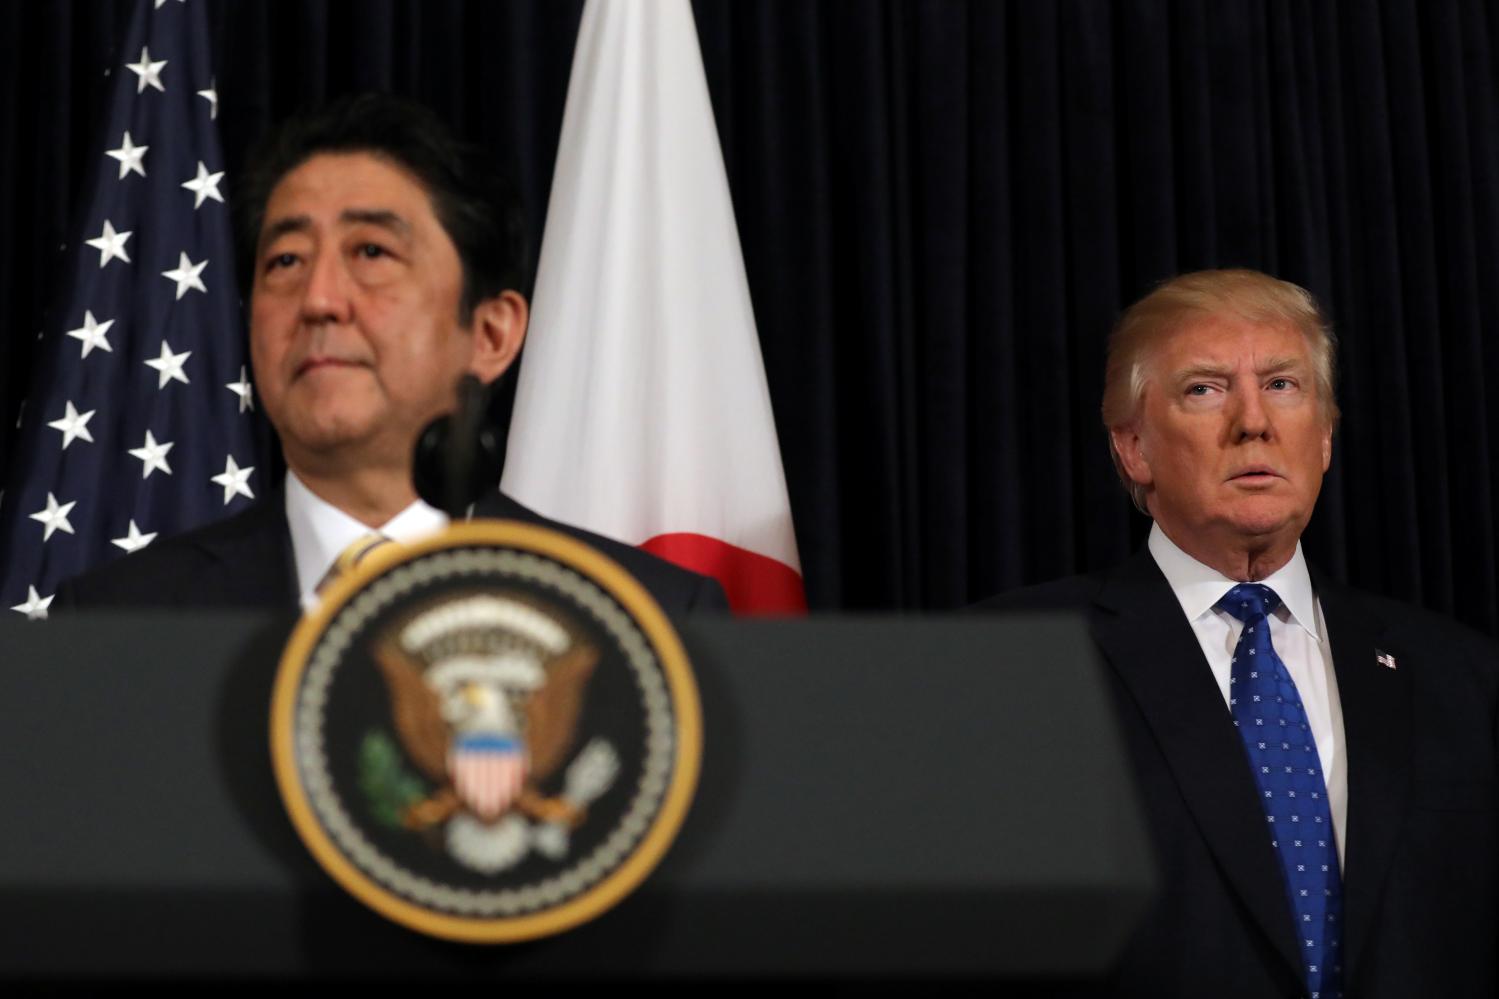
[367,592,617,873]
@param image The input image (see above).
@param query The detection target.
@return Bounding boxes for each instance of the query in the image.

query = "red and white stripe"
[449,745,527,822]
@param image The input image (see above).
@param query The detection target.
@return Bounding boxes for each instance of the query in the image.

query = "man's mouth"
[1228,465,1281,483]
[296,357,364,377]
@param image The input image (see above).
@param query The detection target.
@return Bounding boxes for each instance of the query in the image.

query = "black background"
[4,1,1497,633]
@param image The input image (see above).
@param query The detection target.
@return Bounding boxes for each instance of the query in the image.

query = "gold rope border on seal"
[269,520,703,944]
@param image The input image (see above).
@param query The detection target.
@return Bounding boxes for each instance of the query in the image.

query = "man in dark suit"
[56,95,725,615]
[978,269,1498,997]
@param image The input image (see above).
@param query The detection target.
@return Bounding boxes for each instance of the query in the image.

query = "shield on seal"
[449,734,528,822]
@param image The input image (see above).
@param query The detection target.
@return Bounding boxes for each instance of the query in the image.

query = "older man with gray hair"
[980,269,1499,998]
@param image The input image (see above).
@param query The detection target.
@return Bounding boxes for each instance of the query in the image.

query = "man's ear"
[1111,423,1153,488]
[466,289,529,384]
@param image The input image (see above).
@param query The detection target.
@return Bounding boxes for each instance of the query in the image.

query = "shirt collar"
[284,471,449,609]
[1147,523,1321,641]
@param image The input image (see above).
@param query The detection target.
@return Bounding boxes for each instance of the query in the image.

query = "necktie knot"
[315,532,394,597]
[1219,582,1281,623]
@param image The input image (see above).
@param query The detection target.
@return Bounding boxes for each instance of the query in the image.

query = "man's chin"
[279,412,383,459]
[1223,503,1306,543]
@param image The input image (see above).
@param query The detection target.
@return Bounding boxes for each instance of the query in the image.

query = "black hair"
[234,93,528,322]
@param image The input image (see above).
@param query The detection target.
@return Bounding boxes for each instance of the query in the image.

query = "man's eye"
[1268,377,1293,391]
[1187,384,1212,396]
[265,252,298,271]
[356,243,387,259]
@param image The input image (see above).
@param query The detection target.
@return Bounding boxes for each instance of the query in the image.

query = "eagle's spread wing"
[371,639,449,783]
[525,643,599,782]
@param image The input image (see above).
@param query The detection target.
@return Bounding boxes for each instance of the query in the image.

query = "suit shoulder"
[55,504,282,609]
[570,525,730,614]
[1341,586,1499,660]
[970,572,1102,614]
[478,493,728,614]
[1318,581,1499,710]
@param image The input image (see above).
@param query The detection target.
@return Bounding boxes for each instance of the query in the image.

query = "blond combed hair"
[1101,269,1340,513]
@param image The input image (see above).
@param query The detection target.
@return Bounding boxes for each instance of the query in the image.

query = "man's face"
[1112,313,1333,562]
[250,152,507,474]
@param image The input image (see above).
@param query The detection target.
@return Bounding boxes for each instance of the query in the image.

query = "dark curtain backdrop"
[3,1,1498,634]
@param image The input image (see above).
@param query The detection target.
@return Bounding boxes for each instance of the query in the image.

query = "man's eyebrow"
[257,209,412,252]
[1170,363,1234,382]
[1253,355,1306,376]
[1168,357,1308,382]
[258,214,311,250]
[340,208,412,236]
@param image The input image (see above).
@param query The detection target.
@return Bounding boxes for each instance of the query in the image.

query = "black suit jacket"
[976,548,1499,997]
[54,490,729,615]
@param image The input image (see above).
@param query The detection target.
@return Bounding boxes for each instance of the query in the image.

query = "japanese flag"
[503,0,805,613]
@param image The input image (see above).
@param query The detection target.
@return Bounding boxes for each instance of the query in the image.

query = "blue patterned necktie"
[1220,583,1343,999]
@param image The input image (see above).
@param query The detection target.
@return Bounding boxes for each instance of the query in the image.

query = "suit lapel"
[1313,575,1407,983]
[472,490,532,523]
[1091,550,1303,978]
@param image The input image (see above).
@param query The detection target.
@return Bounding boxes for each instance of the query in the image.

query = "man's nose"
[1231,384,1273,441]
[300,251,352,324]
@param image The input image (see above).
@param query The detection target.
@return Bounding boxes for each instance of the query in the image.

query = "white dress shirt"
[1147,524,1348,863]
[284,471,449,611]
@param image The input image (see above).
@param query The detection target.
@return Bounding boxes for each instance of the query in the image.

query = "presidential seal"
[270,522,702,943]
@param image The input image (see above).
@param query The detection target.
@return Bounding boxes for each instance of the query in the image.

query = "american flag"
[0,0,265,620]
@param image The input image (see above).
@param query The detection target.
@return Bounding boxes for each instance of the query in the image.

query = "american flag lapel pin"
[1376,650,1397,670]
